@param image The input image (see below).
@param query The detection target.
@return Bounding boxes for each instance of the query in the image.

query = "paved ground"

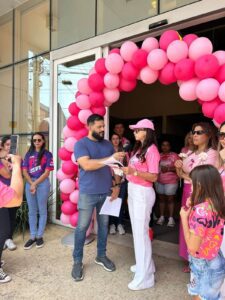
[0,225,191,300]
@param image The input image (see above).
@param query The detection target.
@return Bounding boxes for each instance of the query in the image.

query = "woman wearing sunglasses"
[22,132,54,250]
[122,119,160,291]
[175,122,218,272]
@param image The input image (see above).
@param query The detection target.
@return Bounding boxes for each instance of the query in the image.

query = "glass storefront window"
[14,0,50,61]
[51,0,95,50]
[0,67,13,135]
[0,11,13,67]
[160,0,199,13]
[97,0,158,35]
[14,54,50,134]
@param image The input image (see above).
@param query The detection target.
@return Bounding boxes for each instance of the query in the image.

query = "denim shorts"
[188,251,225,300]
[155,182,178,196]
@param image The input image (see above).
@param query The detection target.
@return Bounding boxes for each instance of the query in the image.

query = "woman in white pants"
[122,119,160,291]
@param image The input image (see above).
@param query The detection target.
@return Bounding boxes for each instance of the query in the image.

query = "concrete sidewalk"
[0,225,191,300]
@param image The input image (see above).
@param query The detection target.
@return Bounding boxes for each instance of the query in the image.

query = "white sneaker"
[0,268,11,284]
[156,216,165,225]
[109,224,116,235]
[128,278,154,291]
[130,265,136,273]
[167,217,176,227]
[5,239,17,251]
[117,224,125,235]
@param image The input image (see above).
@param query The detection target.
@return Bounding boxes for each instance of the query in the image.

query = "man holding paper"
[72,114,125,282]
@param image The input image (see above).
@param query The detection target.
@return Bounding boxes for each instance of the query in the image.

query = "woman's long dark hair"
[133,128,157,163]
[192,122,218,151]
[218,121,225,167]
[190,165,225,218]
[28,132,46,165]
[1,135,10,147]
[110,133,128,166]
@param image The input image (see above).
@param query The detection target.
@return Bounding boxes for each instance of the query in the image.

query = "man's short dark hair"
[87,114,104,125]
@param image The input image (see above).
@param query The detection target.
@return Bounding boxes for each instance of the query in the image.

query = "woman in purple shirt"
[22,132,54,250]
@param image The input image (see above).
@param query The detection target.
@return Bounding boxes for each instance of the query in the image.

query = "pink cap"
[129,119,155,131]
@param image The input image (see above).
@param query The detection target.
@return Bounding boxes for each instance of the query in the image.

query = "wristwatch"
[133,170,138,176]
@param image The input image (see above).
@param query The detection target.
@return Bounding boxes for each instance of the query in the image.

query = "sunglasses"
[191,130,207,136]
[218,132,225,140]
[134,128,146,134]
[33,139,42,143]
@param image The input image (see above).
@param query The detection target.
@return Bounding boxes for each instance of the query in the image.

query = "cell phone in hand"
[9,135,19,155]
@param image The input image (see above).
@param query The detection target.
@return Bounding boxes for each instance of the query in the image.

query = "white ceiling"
[0,0,29,16]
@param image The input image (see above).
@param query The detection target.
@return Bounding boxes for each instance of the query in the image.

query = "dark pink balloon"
[121,62,139,81]
[75,91,81,98]
[89,92,105,107]
[60,192,70,202]
[70,211,79,227]
[68,102,80,116]
[214,103,225,124]
[174,58,195,81]
[62,161,78,175]
[131,49,148,69]
[61,201,77,215]
[202,98,221,118]
[95,58,108,75]
[74,127,88,140]
[159,62,176,85]
[215,64,225,83]
[195,54,220,79]
[58,147,72,161]
[159,30,180,51]
[88,73,105,92]
[183,34,198,47]
[109,48,120,54]
[197,99,204,105]
[119,77,137,92]
[67,116,83,130]
[91,106,106,116]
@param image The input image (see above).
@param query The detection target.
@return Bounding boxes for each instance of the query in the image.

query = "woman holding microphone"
[122,119,160,291]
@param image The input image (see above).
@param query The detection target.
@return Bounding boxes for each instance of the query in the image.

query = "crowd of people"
[1,114,225,299]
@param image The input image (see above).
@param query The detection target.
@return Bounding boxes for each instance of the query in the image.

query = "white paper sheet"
[100,156,124,167]
[99,196,122,217]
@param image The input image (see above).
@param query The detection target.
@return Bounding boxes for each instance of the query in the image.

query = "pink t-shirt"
[189,201,224,259]
[0,181,15,208]
[158,152,179,184]
[127,144,160,187]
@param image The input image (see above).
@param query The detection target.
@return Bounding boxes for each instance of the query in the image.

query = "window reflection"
[160,0,199,13]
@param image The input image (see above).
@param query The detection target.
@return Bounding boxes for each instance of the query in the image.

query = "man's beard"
[92,131,104,141]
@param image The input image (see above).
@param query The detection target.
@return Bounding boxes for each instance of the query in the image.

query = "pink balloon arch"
[57,30,225,227]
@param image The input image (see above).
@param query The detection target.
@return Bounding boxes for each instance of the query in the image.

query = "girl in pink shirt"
[180,165,225,300]
[122,119,160,291]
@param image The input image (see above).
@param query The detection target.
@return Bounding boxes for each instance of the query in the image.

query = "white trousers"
[128,182,156,289]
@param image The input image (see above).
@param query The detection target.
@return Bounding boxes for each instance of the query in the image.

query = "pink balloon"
[103,88,120,103]
[61,201,77,215]
[88,73,105,92]
[159,62,176,85]
[214,103,225,124]
[189,37,213,61]
[159,30,180,50]
[131,49,148,69]
[141,37,159,52]
[215,65,225,84]
[76,94,91,109]
[62,161,78,175]
[140,66,158,84]
[105,53,124,74]
[91,106,106,116]
[167,40,188,63]
[104,73,120,89]
[213,119,220,128]
[179,78,200,101]
[78,109,93,124]
[64,137,77,152]
[109,48,120,54]
[68,102,80,116]
[95,58,108,75]
[60,192,70,201]
[121,62,139,81]
[62,126,77,139]
[75,178,79,189]
[58,147,72,161]
[89,92,104,107]
[174,58,195,81]
[202,98,221,118]
[74,127,88,140]
[119,78,137,92]
[77,78,92,94]
[60,213,70,224]
[218,82,225,102]
[89,67,97,76]
[197,99,204,105]
[104,100,112,107]
[147,49,168,71]
[213,51,225,66]
[70,212,79,227]
[195,54,219,79]
[67,116,83,130]
[56,168,73,181]
[69,190,79,204]
[196,78,220,101]
[120,41,138,62]
[183,34,198,47]
[71,153,76,164]
[60,179,76,194]
[75,91,81,98]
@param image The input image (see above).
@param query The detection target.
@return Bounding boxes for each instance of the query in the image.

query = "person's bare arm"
[23,169,33,185]
[122,166,158,182]
[0,163,11,179]
[33,170,50,185]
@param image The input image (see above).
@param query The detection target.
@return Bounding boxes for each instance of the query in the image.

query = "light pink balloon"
[105,53,124,74]
[59,179,76,194]
[218,82,225,102]
[56,168,73,181]
[62,126,77,139]
[70,190,79,204]
[77,78,92,94]
[196,78,220,102]
[147,49,168,70]
[78,109,93,124]
[76,95,91,109]
[64,137,77,152]
[189,37,213,61]
[167,40,188,63]
[141,37,159,52]
[139,66,158,84]
[213,51,225,66]
[104,73,120,89]
[120,41,138,62]
[104,100,112,107]
[71,153,76,164]
[179,78,200,101]
[103,88,120,103]
[60,213,70,225]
